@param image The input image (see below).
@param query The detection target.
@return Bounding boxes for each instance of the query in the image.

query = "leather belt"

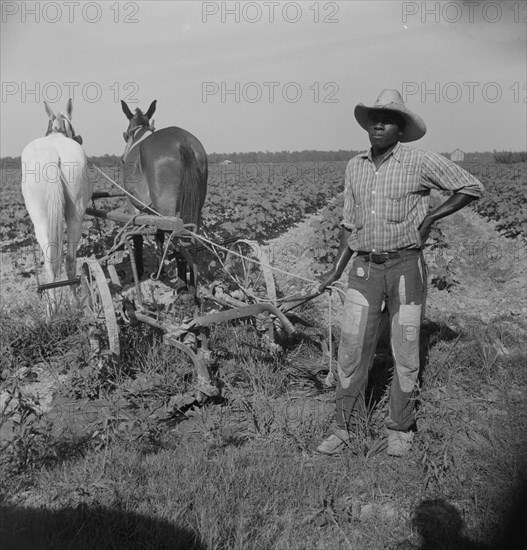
[356,249,421,264]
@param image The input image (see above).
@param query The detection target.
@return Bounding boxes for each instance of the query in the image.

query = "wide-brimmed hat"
[354,89,427,142]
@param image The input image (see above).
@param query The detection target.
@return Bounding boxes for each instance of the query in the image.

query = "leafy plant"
[0,380,54,475]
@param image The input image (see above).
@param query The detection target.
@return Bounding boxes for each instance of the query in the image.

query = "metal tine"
[278,291,322,313]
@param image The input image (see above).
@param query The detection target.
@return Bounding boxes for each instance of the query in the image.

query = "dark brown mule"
[121,100,208,291]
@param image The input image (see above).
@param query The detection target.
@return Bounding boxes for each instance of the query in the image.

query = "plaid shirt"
[341,142,484,252]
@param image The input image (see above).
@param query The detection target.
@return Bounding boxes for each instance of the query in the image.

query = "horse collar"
[128,121,155,141]
[123,125,155,160]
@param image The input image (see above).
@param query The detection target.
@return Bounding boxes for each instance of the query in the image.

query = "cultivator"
[68,189,321,405]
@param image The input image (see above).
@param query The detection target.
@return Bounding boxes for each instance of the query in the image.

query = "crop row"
[202,161,346,242]
[468,162,527,238]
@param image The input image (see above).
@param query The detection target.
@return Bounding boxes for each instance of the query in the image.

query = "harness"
[122,121,156,160]
[124,120,155,142]
[45,113,82,144]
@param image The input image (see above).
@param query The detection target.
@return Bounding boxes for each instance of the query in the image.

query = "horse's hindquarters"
[21,134,92,299]
[136,128,208,224]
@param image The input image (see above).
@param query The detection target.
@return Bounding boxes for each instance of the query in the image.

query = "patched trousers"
[335,250,427,432]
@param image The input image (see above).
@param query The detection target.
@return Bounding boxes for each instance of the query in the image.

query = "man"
[316,89,484,456]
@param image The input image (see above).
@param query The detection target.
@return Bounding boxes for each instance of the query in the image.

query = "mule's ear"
[121,100,134,120]
[145,100,157,120]
[44,101,55,119]
[66,98,73,119]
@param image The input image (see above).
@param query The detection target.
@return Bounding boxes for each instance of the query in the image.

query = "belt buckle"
[369,251,389,264]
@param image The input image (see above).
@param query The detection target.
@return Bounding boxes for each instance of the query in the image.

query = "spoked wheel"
[222,240,277,303]
[80,258,120,358]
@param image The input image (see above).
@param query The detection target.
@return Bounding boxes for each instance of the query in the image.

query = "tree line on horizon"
[1,149,525,169]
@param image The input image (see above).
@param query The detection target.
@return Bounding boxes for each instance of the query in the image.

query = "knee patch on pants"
[392,304,421,393]
[338,289,369,389]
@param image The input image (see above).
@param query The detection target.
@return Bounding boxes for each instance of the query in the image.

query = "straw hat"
[354,89,427,142]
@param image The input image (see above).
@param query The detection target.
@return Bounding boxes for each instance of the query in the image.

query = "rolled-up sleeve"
[341,160,357,231]
[421,152,484,198]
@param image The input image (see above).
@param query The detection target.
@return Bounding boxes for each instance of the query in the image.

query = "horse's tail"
[177,146,206,228]
[46,163,66,278]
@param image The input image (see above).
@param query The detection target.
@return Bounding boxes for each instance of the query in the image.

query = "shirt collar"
[361,141,403,163]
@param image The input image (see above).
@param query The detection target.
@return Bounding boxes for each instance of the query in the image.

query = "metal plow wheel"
[223,240,277,303]
[80,258,120,359]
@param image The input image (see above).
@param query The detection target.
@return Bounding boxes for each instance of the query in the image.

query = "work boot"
[316,429,352,455]
[387,429,414,457]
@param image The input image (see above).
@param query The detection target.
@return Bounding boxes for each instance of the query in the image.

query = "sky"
[1,0,526,157]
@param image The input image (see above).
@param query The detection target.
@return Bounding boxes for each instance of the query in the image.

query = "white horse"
[21,99,93,315]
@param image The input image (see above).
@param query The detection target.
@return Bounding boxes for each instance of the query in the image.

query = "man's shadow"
[394,496,526,549]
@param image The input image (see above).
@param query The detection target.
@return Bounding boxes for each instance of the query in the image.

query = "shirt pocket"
[384,192,408,223]
[384,191,421,223]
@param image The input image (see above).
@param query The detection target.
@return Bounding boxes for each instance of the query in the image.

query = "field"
[1,159,526,549]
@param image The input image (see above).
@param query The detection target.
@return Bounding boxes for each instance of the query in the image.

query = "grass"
[1,301,526,549]
[0,302,85,379]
